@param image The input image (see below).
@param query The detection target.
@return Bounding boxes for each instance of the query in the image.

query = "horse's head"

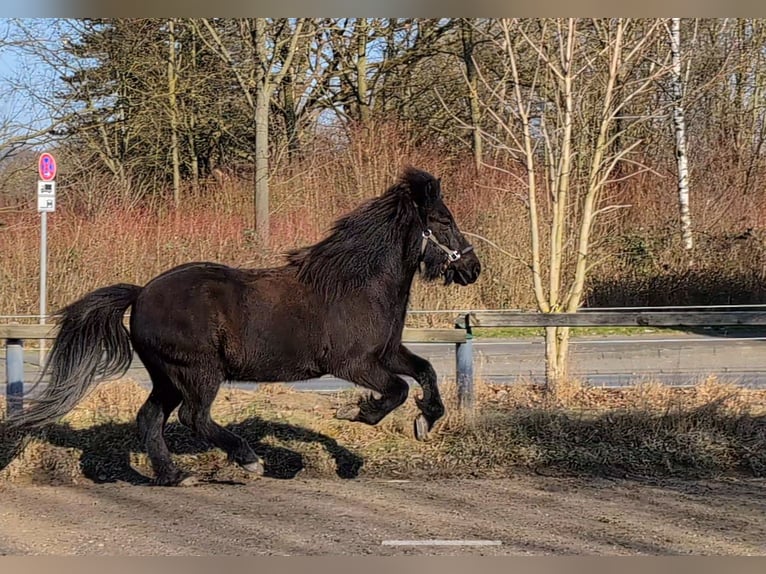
[404,168,481,287]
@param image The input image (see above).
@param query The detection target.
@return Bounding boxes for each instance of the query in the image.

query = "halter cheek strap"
[419,229,474,271]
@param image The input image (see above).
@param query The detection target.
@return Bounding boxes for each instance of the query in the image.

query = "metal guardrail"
[467,310,766,328]
[452,307,766,402]
[5,305,766,418]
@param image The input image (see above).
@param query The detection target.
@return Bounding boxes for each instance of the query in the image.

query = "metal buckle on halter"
[447,250,461,262]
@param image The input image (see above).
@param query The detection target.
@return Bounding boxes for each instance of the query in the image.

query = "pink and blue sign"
[38,152,57,181]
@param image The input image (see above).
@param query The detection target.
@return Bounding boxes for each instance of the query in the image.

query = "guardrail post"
[5,338,24,417]
[455,314,474,412]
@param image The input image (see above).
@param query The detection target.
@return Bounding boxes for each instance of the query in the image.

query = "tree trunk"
[461,18,482,172]
[544,326,571,392]
[188,27,200,195]
[671,17,693,251]
[255,83,271,245]
[167,18,181,206]
[356,18,371,130]
[548,22,576,317]
[188,129,199,196]
[282,67,299,164]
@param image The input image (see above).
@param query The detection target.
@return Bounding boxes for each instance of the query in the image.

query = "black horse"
[7,166,481,486]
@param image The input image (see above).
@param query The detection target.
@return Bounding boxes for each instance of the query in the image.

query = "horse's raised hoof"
[414,414,430,441]
[335,404,361,421]
[241,459,265,476]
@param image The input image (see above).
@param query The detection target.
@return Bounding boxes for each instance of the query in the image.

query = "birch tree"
[669,17,693,252]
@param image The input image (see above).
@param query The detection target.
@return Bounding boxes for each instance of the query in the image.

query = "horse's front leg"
[385,345,445,440]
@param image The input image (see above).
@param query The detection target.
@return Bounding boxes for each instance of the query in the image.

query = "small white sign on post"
[37,180,56,212]
[37,151,57,365]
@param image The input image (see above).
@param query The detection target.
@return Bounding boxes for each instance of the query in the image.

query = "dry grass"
[1,376,765,486]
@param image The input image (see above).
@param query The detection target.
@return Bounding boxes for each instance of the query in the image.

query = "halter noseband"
[420,229,474,264]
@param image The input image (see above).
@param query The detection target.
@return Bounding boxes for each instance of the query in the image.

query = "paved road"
[3,331,766,391]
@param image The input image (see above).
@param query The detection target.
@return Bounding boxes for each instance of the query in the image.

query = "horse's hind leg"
[334,358,409,425]
[176,368,264,475]
[136,371,191,486]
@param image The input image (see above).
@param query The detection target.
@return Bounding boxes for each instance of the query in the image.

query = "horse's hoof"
[153,470,198,487]
[178,474,200,487]
[414,414,430,441]
[335,405,360,421]
[241,460,265,476]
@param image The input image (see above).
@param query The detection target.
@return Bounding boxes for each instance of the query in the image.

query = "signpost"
[37,152,56,364]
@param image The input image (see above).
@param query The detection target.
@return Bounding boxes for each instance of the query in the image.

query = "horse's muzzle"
[448,256,481,286]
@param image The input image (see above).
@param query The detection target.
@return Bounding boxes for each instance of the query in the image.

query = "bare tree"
[470,18,672,388]
[193,18,307,244]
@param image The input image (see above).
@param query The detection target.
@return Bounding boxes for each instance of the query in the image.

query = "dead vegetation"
[4,120,766,321]
[1,376,765,487]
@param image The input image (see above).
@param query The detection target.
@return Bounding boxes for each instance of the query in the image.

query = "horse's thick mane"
[286,167,431,301]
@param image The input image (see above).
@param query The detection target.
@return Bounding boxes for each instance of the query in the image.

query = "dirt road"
[1,474,764,555]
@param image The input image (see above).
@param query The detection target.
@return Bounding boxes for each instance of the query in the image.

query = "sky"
[0,17,381,149]
[0,18,68,151]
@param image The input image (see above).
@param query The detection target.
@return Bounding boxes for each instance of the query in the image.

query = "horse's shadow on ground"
[0,415,365,486]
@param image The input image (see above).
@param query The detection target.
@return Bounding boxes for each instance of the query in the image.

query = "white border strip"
[382,539,502,546]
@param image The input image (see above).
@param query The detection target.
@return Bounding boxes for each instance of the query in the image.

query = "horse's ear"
[401,167,441,209]
[410,177,441,209]
[426,178,442,204]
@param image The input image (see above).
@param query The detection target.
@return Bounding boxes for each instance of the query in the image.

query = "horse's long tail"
[5,283,142,432]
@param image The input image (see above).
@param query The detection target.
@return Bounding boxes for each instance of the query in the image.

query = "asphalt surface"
[4,331,766,392]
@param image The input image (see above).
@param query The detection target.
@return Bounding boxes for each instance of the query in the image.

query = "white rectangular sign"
[38,195,55,212]
[37,180,56,213]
